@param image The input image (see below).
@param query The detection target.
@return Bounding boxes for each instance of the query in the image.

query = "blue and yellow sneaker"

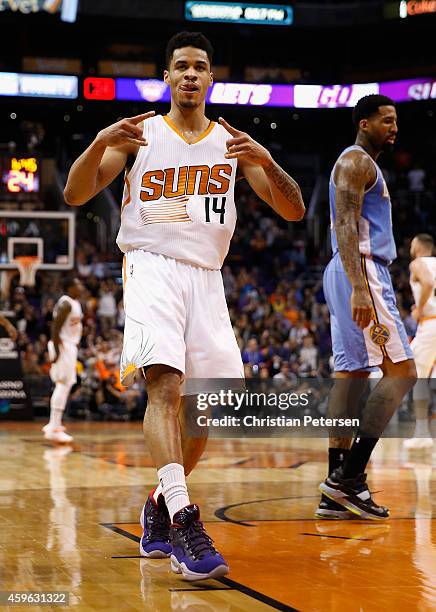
[139,489,171,558]
[170,505,229,581]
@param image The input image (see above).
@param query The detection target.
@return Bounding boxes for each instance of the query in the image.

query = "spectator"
[97,281,117,334]
[242,337,263,366]
[299,335,319,372]
[273,362,296,382]
[98,374,129,421]
[407,163,426,193]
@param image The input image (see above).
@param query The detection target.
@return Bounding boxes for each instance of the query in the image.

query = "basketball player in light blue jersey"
[317,95,417,520]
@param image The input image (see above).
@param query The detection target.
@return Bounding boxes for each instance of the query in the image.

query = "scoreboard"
[1,157,40,194]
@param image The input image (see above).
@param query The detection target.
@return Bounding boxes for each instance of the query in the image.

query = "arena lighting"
[185,1,293,25]
[400,0,436,17]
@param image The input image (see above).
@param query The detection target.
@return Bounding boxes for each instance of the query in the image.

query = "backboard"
[0,210,75,271]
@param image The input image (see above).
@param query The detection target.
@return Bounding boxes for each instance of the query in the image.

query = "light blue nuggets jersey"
[329,145,397,264]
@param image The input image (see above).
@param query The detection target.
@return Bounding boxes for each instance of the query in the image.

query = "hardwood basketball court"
[0,421,434,611]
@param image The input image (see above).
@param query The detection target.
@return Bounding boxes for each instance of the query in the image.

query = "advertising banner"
[0,317,32,420]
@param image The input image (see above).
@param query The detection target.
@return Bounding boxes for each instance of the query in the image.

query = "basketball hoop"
[12,256,41,287]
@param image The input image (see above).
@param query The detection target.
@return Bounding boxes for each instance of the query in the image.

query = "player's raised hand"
[219,117,272,167]
[351,287,374,330]
[96,111,155,148]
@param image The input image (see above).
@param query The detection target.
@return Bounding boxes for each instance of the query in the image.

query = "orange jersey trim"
[122,255,127,292]
[419,315,436,323]
[163,115,216,145]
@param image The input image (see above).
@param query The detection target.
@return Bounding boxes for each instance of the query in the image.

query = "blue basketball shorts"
[323,252,413,372]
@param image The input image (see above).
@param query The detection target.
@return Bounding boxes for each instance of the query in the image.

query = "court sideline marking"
[101,523,300,611]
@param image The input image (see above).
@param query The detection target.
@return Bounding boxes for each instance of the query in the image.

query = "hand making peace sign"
[219,117,273,168]
[96,111,156,148]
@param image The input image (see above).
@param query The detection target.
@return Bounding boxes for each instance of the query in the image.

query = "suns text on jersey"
[140,164,233,201]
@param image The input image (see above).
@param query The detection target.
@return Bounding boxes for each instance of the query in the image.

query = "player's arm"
[219,117,305,221]
[0,315,17,341]
[51,301,71,361]
[410,259,434,321]
[64,111,155,206]
[334,151,375,330]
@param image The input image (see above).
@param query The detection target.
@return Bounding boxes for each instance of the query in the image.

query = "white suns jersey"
[54,295,83,346]
[410,257,436,318]
[116,114,238,270]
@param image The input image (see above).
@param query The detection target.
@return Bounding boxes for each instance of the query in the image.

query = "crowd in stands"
[6,270,144,421]
[1,143,434,420]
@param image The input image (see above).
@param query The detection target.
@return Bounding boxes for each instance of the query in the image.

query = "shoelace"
[147,506,170,542]
[357,484,387,510]
[181,521,217,559]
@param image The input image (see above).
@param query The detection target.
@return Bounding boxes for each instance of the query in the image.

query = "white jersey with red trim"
[116,114,238,270]
[54,295,83,346]
[410,256,436,318]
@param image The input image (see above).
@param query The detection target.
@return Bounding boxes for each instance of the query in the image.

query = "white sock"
[48,383,70,428]
[48,409,63,428]
[414,418,430,438]
[152,483,163,503]
[158,463,190,522]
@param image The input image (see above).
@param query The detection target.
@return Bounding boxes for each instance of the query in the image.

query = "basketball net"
[12,256,41,287]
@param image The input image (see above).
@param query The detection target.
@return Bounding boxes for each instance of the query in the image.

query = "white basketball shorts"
[411,318,436,400]
[48,340,78,387]
[120,250,244,393]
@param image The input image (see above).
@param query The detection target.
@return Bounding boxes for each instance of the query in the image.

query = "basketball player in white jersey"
[64,31,304,580]
[404,234,436,450]
[42,278,84,444]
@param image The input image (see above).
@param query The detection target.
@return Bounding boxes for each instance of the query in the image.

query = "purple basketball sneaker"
[170,504,229,581]
[139,489,171,558]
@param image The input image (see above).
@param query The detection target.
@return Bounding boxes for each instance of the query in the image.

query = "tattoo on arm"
[335,188,366,290]
[263,159,304,210]
[334,152,373,291]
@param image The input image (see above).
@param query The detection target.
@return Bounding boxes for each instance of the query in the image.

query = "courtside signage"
[0,73,77,98]
[116,77,436,106]
[208,83,292,105]
[294,83,379,108]
[185,1,293,25]
[116,79,293,106]
[1,72,434,106]
[294,77,436,107]
[0,0,78,22]
[400,0,436,17]
[84,77,116,100]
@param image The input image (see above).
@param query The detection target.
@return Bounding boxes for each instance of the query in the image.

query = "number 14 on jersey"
[205,196,226,224]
